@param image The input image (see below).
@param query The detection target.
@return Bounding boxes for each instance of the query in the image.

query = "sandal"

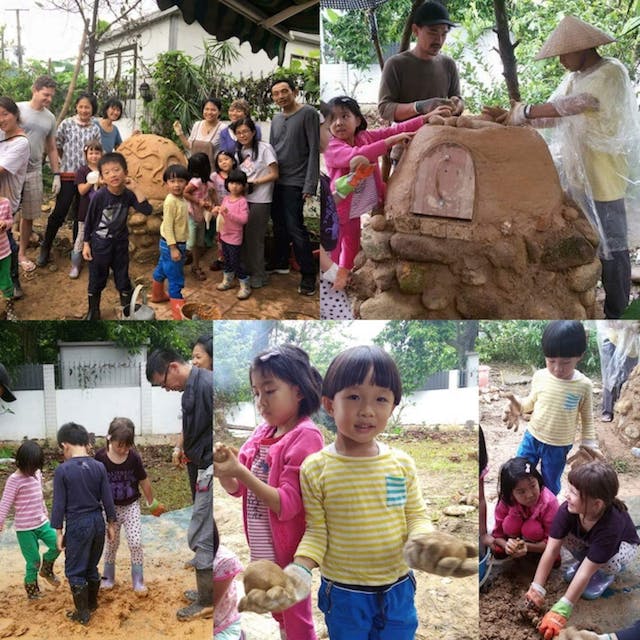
[19,258,36,273]
[191,266,206,281]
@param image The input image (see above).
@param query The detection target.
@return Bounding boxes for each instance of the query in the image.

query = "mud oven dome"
[350,124,602,319]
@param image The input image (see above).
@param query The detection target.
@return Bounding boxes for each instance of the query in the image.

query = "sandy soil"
[214,429,479,640]
[479,364,640,640]
[8,217,318,321]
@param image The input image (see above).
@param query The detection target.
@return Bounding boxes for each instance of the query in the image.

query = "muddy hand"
[538,600,573,640]
[566,445,605,469]
[505,538,527,558]
[500,392,522,431]
[557,628,600,640]
[403,532,478,577]
[238,560,312,614]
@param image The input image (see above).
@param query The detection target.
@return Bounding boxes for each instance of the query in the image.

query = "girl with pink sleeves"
[214,344,324,640]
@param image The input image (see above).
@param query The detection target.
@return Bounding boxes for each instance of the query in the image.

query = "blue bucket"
[479,547,492,587]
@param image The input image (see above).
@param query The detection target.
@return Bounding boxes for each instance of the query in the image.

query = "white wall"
[0,391,46,440]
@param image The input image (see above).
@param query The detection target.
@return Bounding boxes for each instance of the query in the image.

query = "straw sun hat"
[535,15,615,60]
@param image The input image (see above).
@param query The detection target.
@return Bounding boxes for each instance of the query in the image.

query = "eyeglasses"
[162,364,170,388]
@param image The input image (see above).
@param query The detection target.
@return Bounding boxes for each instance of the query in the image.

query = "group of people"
[319,1,640,320]
[480,321,640,639]
[0,335,213,626]
[213,343,476,640]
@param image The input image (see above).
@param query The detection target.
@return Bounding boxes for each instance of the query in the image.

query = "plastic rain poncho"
[534,58,640,259]
[597,319,640,395]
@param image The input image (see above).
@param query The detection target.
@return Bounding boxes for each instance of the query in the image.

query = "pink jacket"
[219,195,249,246]
[0,198,12,261]
[231,416,324,567]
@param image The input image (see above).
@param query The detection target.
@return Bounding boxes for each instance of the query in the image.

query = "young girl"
[323,95,447,290]
[491,456,559,559]
[213,343,325,640]
[183,152,214,282]
[0,195,16,320]
[208,150,236,271]
[214,169,251,299]
[94,417,165,596]
[214,518,244,640]
[526,461,640,639]
[151,164,190,318]
[70,140,103,279]
[0,440,61,598]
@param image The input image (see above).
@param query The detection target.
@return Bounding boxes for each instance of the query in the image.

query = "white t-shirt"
[17,102,56,172]
[0,134,30,212]
[239,141,278,204]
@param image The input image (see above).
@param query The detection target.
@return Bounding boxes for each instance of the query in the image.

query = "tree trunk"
[493,0,521,101]
[86,0,100,94]
[400,0,424,52]
[456,321,479,369]
[56,24,88,125]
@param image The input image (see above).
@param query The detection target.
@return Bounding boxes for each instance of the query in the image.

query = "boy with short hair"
[505,320,596,495]
[82,152,152,320]
[51,422,116,625]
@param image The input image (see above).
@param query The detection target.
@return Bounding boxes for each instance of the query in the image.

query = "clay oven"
[350,124,602,319]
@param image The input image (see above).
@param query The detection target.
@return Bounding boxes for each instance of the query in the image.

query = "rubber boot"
[150,279,169,303]
[131,564,148,597]
[84,293,101,320]
[24,580,43,600]
[119,289,133,318]
[10,250,23,299]
[67,583,90,625]
[39,558,61,587]
[236,277,252,300]
[5,297,17,321]
[100,562,115,590]
[562,560,581,583]
[182,589,198,602]
[68,251,82,279]
[176,568,213,620]
[87,579,101,611]
[169,298,185,320]
[36,242,51,268]
[216,272,234,291]
[582,570,615,600]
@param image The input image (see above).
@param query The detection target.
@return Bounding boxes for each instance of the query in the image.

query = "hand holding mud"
[501,393,522,431]
[525,582,546,611]
[238,560,312,614]
[213,442,241,477]
[403,532,478,577]
[505,537,527,558]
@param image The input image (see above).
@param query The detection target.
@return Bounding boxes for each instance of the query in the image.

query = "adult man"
[378,1,464,126]
[17,76,60,274]
[490,16,640,319]
[0,363,16,403]
[269,78,319,296]
[146,348,213,620]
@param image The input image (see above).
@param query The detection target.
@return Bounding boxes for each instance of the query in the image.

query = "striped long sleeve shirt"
[0,470,48,531]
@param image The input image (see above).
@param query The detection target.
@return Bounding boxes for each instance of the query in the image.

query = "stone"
[390,233,462,265]
[396,261,430,294]
[541,236,597,271]
[372,263,396,291]
[359,290,426,319]
[146,215,163,234]
[129,212,147,227]
[485,238,528,274]
[460,268,487,286]
[369,214,387,231]
[349,261,377,300]
[360,226,393,261]
[422,285,452,311]
[566,260,602,292]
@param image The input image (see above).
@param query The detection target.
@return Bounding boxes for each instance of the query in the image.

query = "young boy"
[505,320,596,495]
[50,422,116,625]
[82,152,152,320]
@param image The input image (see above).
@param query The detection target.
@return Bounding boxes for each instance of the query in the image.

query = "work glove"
[403,532,478,577]
[415,97,453,115]
[52,174,61,196]
[538,600,573,640]
[238,560,312,614]
[501,392,522,431]
[334,159,374,200]
[146,498,167,517]
[558,628,600,640]
[525,582,546,611]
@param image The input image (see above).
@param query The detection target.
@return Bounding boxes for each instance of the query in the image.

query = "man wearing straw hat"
[487,16,640,319]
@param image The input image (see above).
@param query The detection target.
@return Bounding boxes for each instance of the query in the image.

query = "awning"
[156,0,319,64]
[320,0,388,8]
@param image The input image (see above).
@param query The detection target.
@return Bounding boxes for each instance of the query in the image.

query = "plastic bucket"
[479,547,492,588]
[180,302,222,320]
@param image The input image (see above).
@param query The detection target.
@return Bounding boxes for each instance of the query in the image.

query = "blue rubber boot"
[562,560,581,583]
[582,570,615,600]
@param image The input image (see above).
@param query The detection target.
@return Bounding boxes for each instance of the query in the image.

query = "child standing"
[214,169,251,299]
[151,164,190,319]
[525,462,640,639]
[214,518,244,640]
[491,456,559,560]
[0,195,16,320]
[505,320,596,495]
[208,150,237,271]
[94,417,165,596]
[50,422,117,625]
[214,344,325,640]
[0,440,61,599]
[82,152,152,320]
[183,152,214,282]
[70,140,102,279]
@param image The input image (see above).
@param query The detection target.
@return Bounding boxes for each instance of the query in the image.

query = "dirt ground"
[214,428,479,640]
[0,442,210,639]
[8,216,318,321]
[479,364,640,640]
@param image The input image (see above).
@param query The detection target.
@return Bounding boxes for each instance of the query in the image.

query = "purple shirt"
[95,447,147,506]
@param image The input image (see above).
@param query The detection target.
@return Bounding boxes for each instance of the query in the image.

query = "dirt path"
[479,364,640,640]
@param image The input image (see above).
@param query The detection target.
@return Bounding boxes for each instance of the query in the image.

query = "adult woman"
[37,92,100,267]
[232,117,278,289]
[218,98,262,154]
[95,97,123,152]
[191,333,212,370]
[173,97,226,169]
[0,96,30,307]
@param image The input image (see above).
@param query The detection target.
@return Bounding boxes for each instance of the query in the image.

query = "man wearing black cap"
[0,364,16,403]
[378,0,464,125]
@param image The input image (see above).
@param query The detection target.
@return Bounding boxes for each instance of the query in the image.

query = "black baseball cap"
[0,364,16,402]
[413,1,457,28]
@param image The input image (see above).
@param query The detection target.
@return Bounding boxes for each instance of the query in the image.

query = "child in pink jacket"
[323,95,448,290]
[214,344,324,640]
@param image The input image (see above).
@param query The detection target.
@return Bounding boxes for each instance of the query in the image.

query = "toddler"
[208,150,237,271]
[0,195,15,319]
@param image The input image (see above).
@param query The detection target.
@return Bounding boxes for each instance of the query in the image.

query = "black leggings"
[43,180,78,249]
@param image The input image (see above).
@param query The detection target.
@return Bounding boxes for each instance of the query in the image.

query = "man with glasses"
[146,348,213,620]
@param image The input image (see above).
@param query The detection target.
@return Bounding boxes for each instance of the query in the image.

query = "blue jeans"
[153,238,185,298]
[64,510,105,586]
[318,573,418,640]
[517,430,573,495]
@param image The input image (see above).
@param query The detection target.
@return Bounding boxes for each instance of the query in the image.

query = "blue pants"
[318,573,418,640]
[64,511,105,587]
[517,430,572,496]
[153,238,185,299]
